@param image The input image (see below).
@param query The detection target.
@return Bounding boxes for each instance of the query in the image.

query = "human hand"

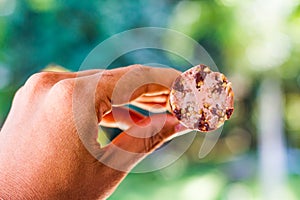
[0,65,184,199]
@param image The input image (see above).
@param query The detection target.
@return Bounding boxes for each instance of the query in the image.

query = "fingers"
[74,69,105,77]
[36,65,180,121]
[96,114,179,172]
[110,114,179,153]
[47,69,104,79]
[93,65,181,116]
[100,107,146,130]
[42,64,103,77]
[133,94,169,103]
[130,94,173,113]
[130,101,168,113]
[24,69,104,92]
[35,65,180,124]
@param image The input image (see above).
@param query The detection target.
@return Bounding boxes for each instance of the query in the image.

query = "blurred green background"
[1,0,300,199]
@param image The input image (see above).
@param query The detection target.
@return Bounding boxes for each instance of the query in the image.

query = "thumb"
[97,114,180,172]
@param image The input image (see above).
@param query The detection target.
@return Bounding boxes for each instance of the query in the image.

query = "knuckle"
[51,79,74,97]
[144,135,162,153]
[129,65,153,83]
[142,125,164,153]
[26,72,52,85]
[129,64,150,76]
[21,72,56,96]
[14,86,24,97]
[24,72,55,91]
[43,79,74,112]
[128,64,144,71]
[144,138,152,153]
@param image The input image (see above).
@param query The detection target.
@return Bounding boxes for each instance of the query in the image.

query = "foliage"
[1,0,300,199]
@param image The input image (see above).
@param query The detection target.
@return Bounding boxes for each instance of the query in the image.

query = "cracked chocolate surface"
[170,64,234,132]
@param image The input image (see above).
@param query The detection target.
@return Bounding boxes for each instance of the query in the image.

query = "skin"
[0,65,185,199]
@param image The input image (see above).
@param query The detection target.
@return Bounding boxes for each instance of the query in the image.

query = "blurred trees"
[1,0,300,199]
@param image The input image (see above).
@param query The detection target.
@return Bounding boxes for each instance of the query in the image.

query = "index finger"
[95,65,181,112]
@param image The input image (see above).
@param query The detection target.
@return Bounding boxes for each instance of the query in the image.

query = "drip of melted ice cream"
[170,64,234,132]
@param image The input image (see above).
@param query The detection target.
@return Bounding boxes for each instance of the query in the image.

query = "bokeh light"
[0,0,299,199]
